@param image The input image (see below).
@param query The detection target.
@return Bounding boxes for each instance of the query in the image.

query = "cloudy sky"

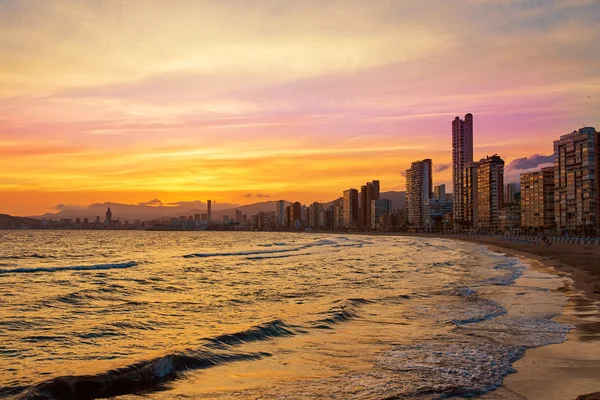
[1,0,598,215]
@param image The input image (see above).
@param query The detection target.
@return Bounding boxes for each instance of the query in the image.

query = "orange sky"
[1,0,599,216]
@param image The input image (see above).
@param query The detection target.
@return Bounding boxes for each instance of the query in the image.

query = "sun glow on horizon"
[1,0,599,216]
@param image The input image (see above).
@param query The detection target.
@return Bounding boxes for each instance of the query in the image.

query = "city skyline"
[2,1,599,216]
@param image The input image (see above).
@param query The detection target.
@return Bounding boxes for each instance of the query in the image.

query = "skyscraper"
[406,159,432,229]
[207,200,212,221]
[452,113,474,226]
[105,207,112,223]
[462,162,479,228]
[343,189,359,230]
[477,155,505,230]
[360,180,380,230]
[553,127,599,233]
[276,200,285,226]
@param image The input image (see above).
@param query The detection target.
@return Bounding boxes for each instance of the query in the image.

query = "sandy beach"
[443,235,600,400]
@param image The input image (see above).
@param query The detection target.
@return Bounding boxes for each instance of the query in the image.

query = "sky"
[1,0,599,216]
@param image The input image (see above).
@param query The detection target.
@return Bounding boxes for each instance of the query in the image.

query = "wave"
[310,298,369,329]
[205,319,297,348]
[12,350,268,400]
[9,320,301,399]
[184,248,300,258]
[0,262,138,275]
[183,238,366,259]
[0,253,56,260]
[376,339,526,398]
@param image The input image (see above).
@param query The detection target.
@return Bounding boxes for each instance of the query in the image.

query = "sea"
[0,231,572,399]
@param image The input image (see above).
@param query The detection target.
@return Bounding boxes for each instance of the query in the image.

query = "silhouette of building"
[477,155,505,230]
[276,200,285,226]
[371,198,391,230]
[406,159,432,229]
[553,127,599,233]
[207,200,212,221]
[360,180,380,230]
[105,207,112,224]
[452,113,474,227]
[343,189,359,230]
[332,197,344,230]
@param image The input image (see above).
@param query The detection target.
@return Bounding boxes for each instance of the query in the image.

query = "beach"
[444,235,600,400]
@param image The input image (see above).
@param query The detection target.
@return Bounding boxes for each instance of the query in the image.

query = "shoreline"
[312,231,600,399]
[414,234,600,400]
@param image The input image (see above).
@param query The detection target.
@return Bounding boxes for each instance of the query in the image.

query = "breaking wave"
[0,262,139,275]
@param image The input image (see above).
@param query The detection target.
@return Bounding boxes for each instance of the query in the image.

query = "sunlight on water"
[0,232,570,399]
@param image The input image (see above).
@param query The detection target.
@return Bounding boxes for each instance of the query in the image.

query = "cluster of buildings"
[30,116,599,235]
[279,180,402,232]
[447,115,599,235]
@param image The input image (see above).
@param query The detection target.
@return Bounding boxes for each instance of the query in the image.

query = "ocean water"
[0,231,571,399]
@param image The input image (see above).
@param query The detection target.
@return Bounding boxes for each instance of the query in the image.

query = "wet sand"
[444,236,600,400]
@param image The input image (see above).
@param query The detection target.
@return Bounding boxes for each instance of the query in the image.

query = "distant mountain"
[29,193,405,222]
[0,214,44,229]
[32,200,241,222]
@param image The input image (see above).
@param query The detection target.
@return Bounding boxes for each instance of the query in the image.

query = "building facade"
[554,127,599,233]
[477,155,505,230]
[434,184,446,200]
[371,198,391,230]
[505,183,518,205]
[461,162,479,229]
[424,198,453,231]
[452,113,474,226]
[520,166,555,229]
[406,159,433,229]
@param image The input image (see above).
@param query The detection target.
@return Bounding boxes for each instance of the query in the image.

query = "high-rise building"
[105,207,112,223]
[360,180,380,230]
[434,184,446,200]
[308,202,323,229]
[235,209,243,224]
[343,189,359,230]
[477,155,505,230]
[276,200,285,226]
[461,162,479,228]
[291,202,302,229]
[554,127,599,233]
[505,183,518,205]
[520,167,555,229]
[452,113,474,226]
[406,159,432,229]
[284,205,292,229]
[207,200,212,221]
[371,198,391,230]
[332,198,344,230]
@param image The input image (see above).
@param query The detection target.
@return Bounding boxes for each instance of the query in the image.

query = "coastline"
[426,234,600,400]
[320,231,600,399]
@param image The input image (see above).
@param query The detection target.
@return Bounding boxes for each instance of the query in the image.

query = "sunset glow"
[2,0,599,215]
